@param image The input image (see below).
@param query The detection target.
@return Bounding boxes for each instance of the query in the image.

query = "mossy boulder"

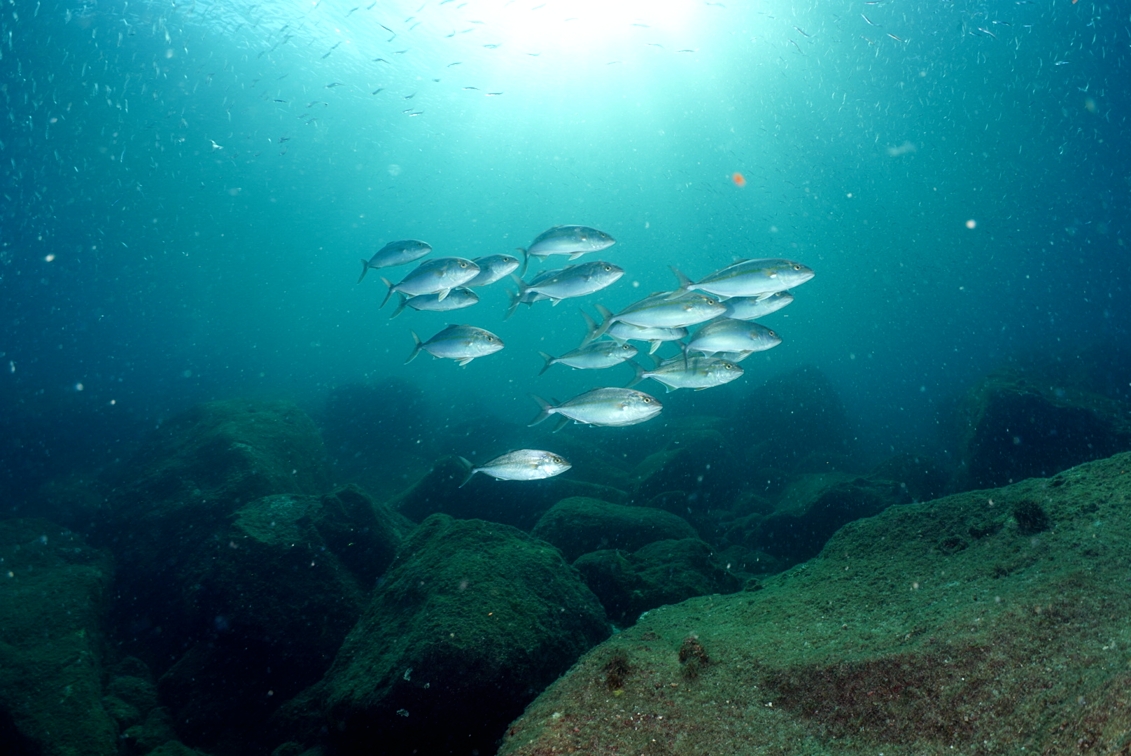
[954,371,1131,490]
[532,497,699,562]
[499,451,1131,756]
[158,487,406,752]
[628,428,744,509]
[323,514,609,756]
[575,538,742,624]
[748,473,909,567]
[0,519,117,756]
[94,400,334,664]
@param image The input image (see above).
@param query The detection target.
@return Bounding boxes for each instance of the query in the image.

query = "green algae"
[500,452,1131,755]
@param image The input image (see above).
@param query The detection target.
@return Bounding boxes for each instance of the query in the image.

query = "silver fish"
[358,239,432,281]
[406,324,503,365]
[391,287,479,318]
[538,340,638,375]
[381,257,480,307]
[459,449,571,487]
[722,291,794,320]
[580,311,687,354]
[466,253,523,287]
[522,225,616,260]
[672,259,814,298]
[529,388,662,430]
[508,261,624,316]
[588,292,726,339]
[686,319,781,356]
[628,356,743,392]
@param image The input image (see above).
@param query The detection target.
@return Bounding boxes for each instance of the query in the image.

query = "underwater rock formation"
[955,370,1131,490]
[157,486,409,751]
[725,365,857,473]
[498,451,1131,756]
[574,538,742,625]
[531,496,699,562]
[322,514,609,756]
[0,520,116,756]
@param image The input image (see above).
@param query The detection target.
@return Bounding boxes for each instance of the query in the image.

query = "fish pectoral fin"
[436,288,450,302]
[457,356,474,366]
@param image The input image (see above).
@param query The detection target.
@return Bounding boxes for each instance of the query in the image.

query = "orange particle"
[731,172,746,187]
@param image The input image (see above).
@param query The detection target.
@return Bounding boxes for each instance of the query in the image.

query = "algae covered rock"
[749,472,909,567]
[0,519,117,756]
[955,371,1131,490]
[575,538,742,624]
[158,487,406,751]
[499,451,1131,756]
[323,514,609,756]
[532,496,699,561]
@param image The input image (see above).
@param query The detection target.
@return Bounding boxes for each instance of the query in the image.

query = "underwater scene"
[2,0,1130,754]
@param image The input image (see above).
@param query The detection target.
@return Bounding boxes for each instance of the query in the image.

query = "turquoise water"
[1,0,1127,480]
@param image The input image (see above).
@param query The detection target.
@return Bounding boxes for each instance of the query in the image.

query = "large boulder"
[157,487,407,752]
[499,451,1131,756]
[323,514,609,756]
[95,400,333,661]
[725,365,857,472]
[0,519,117,756]
[532,497,699,562]
[954,370,1131,490]
[740,472,909,567]
[574,538,742,624]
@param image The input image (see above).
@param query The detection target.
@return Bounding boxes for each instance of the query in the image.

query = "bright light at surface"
[467,0,701,57]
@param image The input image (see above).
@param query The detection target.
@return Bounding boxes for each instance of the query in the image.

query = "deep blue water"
[2,0,1129,494]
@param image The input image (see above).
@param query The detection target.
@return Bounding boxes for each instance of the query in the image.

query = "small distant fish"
[793,25,811,37]
[459,449,571,487]
[463,86,480,91]
[485,92,504,97]
[326,82,344,88]
[672,259,815,299]
[483,43,501,49]
[372,88,385,95]
[448,61,462,67]
[380,257,480,306]
[465,253,523,287]
[862,13,879,26]
[322,41,342,58]
[628,356,744,392]
[528,388,662,430]
[538,341,638,375]
[358,239,432,281]
[391,287,479,318]
[407,324,503,366]
[522,225,616,260]
[373,57,391,64]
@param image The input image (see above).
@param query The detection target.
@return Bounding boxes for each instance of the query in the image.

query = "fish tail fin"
[670,265,694,291]
[527,394,555,426]
[390,293,409,319]
[516,247,529,277]
[458,456,477,488]
[358,259,370,283]
[379,277,395,308]
[405,331,424,364]
[537,351,556,376]
[626,360,645,388]
[505,278,525,320]
[583,304,613,344]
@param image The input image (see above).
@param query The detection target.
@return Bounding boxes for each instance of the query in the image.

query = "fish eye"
[459,261,468,267]
[603,265,612,271]
[642,397,653,403]
[793,264,801,270]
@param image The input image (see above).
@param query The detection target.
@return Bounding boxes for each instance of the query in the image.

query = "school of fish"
[358,225,815,485]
